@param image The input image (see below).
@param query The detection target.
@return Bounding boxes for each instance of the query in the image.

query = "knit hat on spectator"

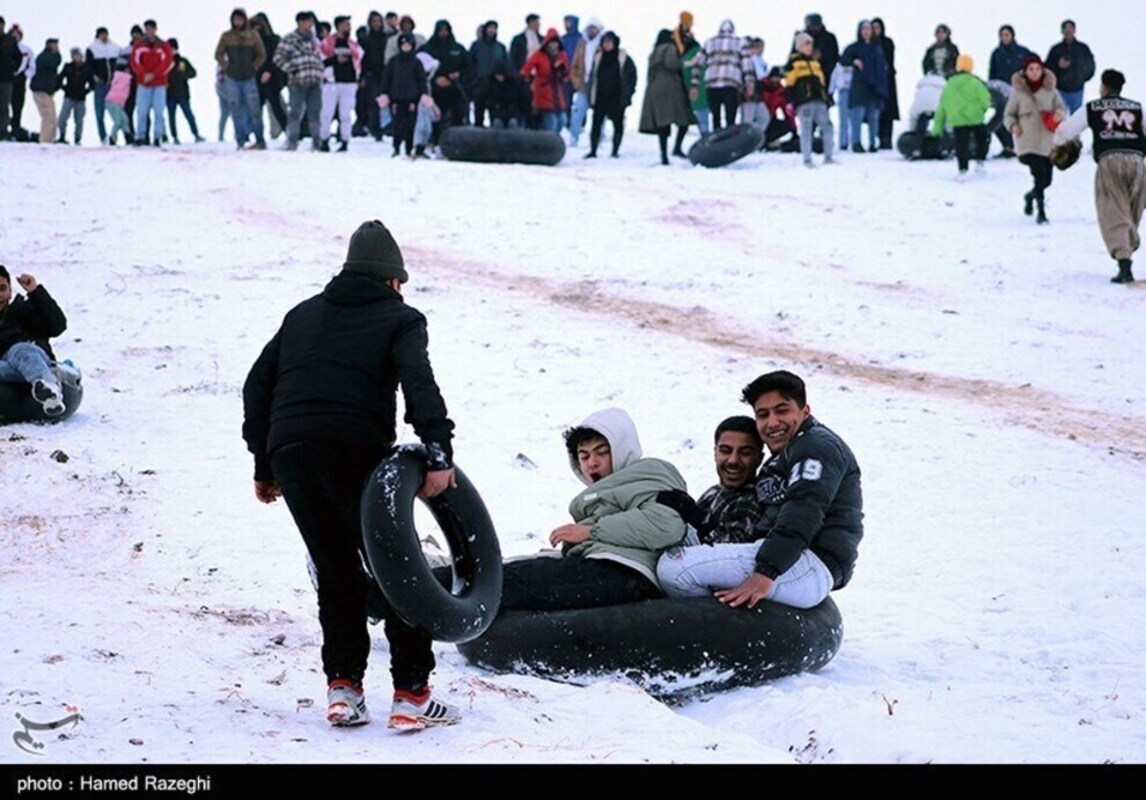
[956,53,974,72]
[795,32,813,50]
[343,221,408,283]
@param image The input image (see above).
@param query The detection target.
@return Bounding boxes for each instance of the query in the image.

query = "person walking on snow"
[1053,69,1146,284]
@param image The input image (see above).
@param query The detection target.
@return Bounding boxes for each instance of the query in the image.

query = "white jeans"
[321,82,356,143]
[657,543,833,609]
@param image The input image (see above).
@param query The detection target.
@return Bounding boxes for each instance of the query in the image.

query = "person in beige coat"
[1004,55,1067,224]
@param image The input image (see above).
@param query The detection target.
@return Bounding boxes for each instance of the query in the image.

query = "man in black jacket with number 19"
[242,220,461,732]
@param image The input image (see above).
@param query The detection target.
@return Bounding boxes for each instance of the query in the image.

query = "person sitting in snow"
[501,407,690,608]
[0,267,68,417]
[674,416,765,546]
[656,371,863,610]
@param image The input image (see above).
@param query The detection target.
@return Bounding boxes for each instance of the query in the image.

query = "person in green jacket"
[508,406,690,608]
[932,53,993,178]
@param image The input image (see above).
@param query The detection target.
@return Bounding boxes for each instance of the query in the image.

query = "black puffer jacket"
[242,271,454,481]
[0,285,67,361]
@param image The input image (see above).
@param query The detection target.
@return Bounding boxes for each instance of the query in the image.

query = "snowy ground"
[1,123,1145,767]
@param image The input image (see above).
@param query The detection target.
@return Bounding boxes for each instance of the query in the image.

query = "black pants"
[430,82,468,145]
[500,556,662,610]
[994,125,1015,154]
[953,124,988,172]
[1020,153,1054,197]
[708,86,740,130]
[272,441,435,691]
[11,75,26,132]
[391,102,415,155]
[259,79,288,133]
[589,108,624,155]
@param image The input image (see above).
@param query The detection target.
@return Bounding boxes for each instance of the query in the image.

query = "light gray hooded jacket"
[563,408,688,586]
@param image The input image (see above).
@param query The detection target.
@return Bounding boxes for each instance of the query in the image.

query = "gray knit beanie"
[342,220,408,283]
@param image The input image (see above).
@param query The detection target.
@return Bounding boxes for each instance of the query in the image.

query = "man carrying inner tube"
[656,371,864,610]
[242,220,460,731]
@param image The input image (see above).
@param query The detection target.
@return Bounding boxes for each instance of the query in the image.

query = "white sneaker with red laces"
[327,680,370,727]
[388,688,460,731]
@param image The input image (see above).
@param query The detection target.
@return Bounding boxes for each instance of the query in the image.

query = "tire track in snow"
[408,245,1146,460]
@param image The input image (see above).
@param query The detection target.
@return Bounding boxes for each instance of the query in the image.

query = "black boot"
[1035,195,1048,225]
[1112,259,1136,284]
[1023,190,1036,216]
[337,139,348,153]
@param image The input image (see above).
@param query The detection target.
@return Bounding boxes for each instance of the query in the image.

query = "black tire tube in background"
[439,127,566,166]
[688,123,766,168]
[0,380,84,424]
[457,595,844,701]
[360,444,502,643]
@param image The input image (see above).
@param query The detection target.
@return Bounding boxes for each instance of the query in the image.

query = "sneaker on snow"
[327,680,371,727]
[803,159,816,168]
[388,688,460,731]
[31,379,65,417]
[823,157,840,165]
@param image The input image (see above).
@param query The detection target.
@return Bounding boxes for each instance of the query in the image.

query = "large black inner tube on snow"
[0,373,84,425]
[359,444,502,643]
[688,123,765,168]
[456,595,844,701]
[439,127,566,166]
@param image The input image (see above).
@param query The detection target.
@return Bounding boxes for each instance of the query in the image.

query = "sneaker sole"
[387,714,459,732]
[327,704,371,727]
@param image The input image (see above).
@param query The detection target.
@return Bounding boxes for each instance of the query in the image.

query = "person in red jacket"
[521,28,569,133]
[130,19,174,146]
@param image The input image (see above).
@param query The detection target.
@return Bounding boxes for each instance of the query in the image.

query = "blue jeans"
[135,85,167,144]
[569,91,589,142]
[93,82,109,142]
[849,102,881,149]
[1060,89,1085,114]
[694,107,711,136]
[657,544,833,610]
[0,342,54,384]
[836,89,850,147]
[539,110,568,134]
[225,76,264,146]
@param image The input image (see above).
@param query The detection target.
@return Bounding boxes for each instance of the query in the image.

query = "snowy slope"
[2,0,1146,765]
[2,124,1144,765]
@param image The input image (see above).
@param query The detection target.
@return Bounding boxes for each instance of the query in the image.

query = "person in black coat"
[242,221,460,730]
[165,39,204,143]
[0,267,68,416]
[484,60,530,128]
[989,25,1031,158]
[57,47,93,144]
[800,13,839,83]
[250,13,288,137]
[585,31,637,159]
[0,17,21,140]
[357,11,394,139]
[871,18,898,149]
[379,33,427,156]
[1045,20,1096,114]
